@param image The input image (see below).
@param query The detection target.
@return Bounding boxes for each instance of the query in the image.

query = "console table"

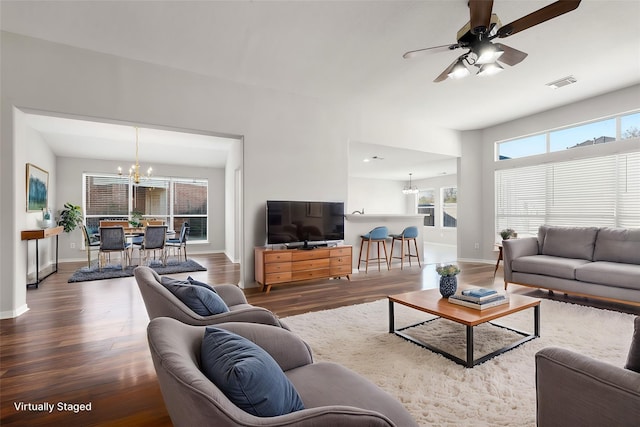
[21,226,63,288]
[255,246,352,293]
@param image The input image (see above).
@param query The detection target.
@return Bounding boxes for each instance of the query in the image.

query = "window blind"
[495,151,640,235]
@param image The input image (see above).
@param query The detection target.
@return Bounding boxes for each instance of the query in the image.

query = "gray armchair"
[536,317,640,427]
[133,266,288,329]
[147,317,418,427]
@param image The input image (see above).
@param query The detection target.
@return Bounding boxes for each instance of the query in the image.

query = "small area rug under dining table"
[67,259,206,283]
[282,298,635,427]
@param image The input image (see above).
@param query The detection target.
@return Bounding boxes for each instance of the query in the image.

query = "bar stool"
[357,226,390,272]
[389,226,421,270]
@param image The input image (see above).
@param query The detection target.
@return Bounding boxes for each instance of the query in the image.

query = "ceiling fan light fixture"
[477,62,504,76]
[475,43,504,65]
[448,58,471,79]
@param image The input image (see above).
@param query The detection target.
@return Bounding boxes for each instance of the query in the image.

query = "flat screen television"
[266,200,345,247]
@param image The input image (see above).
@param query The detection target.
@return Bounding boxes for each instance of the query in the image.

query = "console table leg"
[34,239,40,288]
[466,325,474,368]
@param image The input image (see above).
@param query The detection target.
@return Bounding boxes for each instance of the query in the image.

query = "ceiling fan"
[403,0,581,82]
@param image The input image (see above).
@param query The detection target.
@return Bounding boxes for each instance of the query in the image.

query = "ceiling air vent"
[546,76,577,89]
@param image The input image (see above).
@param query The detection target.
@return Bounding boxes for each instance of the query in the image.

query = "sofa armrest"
[502,237,539,284]
[536,347,640,427]
[212,284,248,306]
[204,306,288,329]
[215,322,313,371]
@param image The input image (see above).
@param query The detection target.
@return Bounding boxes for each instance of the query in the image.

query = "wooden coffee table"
[388,288,540,368]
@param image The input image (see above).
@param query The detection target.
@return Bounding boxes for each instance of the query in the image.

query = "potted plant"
[500,228,516,240]
[129,211,143,228]
[58,202,83,232]
[436,264,461,298]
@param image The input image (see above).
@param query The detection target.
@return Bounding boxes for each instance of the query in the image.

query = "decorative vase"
[439,275,457,298]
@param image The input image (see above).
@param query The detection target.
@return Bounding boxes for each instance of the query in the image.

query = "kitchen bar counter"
[344,214,425,269]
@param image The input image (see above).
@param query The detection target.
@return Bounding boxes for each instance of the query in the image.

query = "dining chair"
[135,225,168,266]
[81,224,100,268]
[166,222,189,262]
[98,226,131,271]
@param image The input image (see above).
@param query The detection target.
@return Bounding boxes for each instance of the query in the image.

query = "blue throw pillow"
[200,327,305,417]
[160,277,229,316]
[187,276,217,293]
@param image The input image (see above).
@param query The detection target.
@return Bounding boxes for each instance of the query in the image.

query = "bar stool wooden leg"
[358,238,366,271]
[382,240,390,270]
[413,238,422,267]
[389,238,396,269]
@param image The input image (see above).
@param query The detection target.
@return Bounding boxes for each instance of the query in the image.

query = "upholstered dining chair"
[98,226,131,271]
[147,317,419,427]
[389,226,421,270]
[81,225,100,268]
[134,225,168,266]
[166,222,189,262]
[133,266,288,329]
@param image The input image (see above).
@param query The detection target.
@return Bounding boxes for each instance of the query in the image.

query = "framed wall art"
[26,163,49,212]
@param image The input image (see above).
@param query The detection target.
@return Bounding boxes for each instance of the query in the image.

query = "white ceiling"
[3,0,640,179]
[22,113,238,168]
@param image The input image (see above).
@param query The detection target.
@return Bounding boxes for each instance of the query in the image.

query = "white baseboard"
[1,304,29,319]
[457,257,496,264]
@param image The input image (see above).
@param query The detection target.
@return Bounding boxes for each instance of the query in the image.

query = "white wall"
[225,140,243,265]
[457,84,640,264]
[54,156,226,261]
[18,112,58,285]
[457,130,484,261]
[347,177,406,214]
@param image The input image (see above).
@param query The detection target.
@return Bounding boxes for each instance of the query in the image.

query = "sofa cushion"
[593,227,640,265]
[200,327,305,417]
[186,276,217,292]
[512,255,591,280]
[625,317,640,373]
[541,226,599,260]
[537,225,551,253]
[575,262,640,291]
[161,277,229,316]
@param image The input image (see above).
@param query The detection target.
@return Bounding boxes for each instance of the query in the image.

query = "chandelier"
[118,127,152,184]
[402,173,419,195]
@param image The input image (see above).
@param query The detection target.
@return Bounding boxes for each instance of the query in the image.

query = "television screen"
[267,200,344,245]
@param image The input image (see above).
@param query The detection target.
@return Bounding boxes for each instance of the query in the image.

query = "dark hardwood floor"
[1,253,637,426]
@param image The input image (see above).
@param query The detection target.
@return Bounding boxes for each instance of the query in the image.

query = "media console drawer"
[255,246,352,293]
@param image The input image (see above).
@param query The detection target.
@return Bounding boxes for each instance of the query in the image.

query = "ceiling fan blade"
[497,0,581,38]
[494,43,528,66]
[469,0,494,35]
[433,58,460,83]
[403,44,458,59]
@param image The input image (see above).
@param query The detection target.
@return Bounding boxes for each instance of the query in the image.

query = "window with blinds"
[173,179,208,241]
[83,173,208,241]
[496,152,640,235]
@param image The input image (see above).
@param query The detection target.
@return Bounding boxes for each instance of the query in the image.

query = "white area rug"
[283,299,635,427]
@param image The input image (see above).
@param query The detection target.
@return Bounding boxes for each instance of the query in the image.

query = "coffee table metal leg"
[388,300,395,333]
[466,325,474,368]
[534,304,540,337]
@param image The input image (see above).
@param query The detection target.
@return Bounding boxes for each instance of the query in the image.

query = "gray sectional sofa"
[503,225,640,305]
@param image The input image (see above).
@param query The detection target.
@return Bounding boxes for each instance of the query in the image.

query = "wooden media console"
[255,246,352,293]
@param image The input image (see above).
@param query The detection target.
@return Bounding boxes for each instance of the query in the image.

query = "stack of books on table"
[448,288,509,310]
